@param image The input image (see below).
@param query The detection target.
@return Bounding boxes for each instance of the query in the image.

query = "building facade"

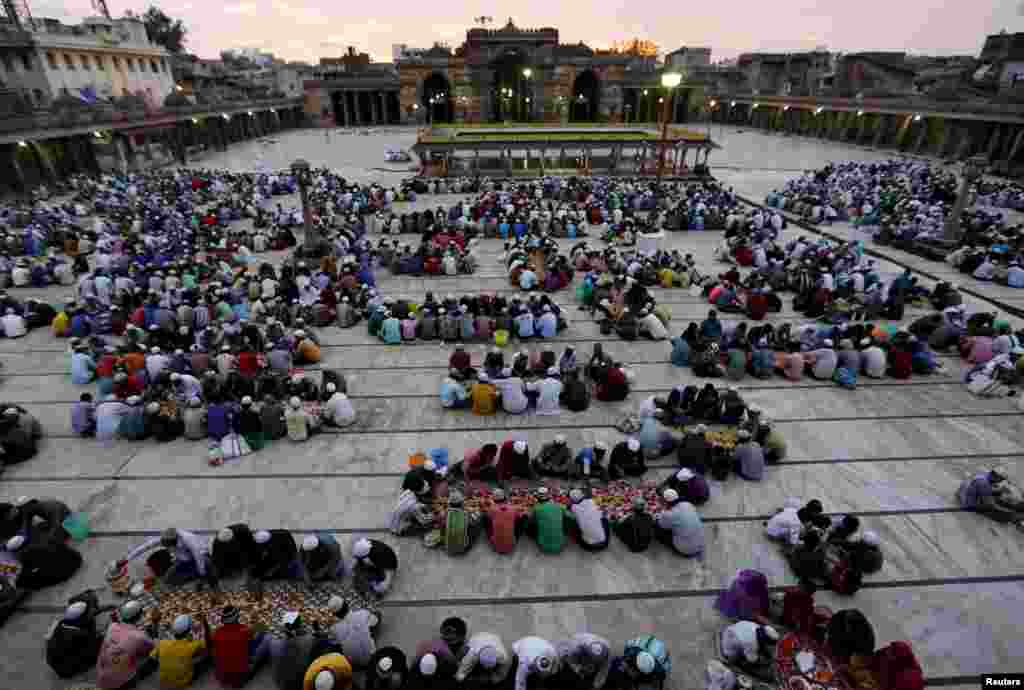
[0,15,174,109]
[304,19,706,127]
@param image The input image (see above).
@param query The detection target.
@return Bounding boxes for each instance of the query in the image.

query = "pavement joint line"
[7,452,1024,482]
[56,507,974,539]
[16,571,1024,612]
[27,410,1024,440]
[6,378,983,405]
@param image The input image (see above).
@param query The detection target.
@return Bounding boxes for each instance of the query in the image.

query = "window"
[33,88,45,106]
[160,59,168,73]
[81,55,91,70]
[150,59,158,73]
[95,55,104,70]
[47,52,57,69]
[64,54,75,70]
[125,57,134,71]
[112,56,121,70]
[21,54,31,71]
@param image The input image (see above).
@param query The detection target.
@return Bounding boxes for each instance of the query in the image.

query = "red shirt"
[487,504,520,554]
[129,307,146,328]
[97,354,120,378]
[237,351,260,377]
[211,623,251,688]
[747,293,768,321]
[449,351,471,370]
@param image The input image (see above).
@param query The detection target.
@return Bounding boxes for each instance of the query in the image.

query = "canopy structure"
[411,124,719,177]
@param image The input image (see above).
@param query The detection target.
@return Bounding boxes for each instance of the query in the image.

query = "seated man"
[352,538,399,597]
[301,534,344,585]
[654,490,704,557]
[152,613,212,688]
[720,621,779,679]
[572,442,610,481]
[958,466,1024,527]
[209,524,256,582]
[525,487,571,555]
[613,496,656,553]
[533,435,573,477]
[555,633,612,690]
[210,604,272,688]
[121,527,212,588]
[249,529,301,587]
[567,489,611,552]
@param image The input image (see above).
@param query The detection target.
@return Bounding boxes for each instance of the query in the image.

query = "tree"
[142,7,187,54]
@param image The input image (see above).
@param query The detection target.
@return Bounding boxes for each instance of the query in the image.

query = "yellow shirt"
[471,383,498,415]
[303,653,353,690]
[51,312,69,337]
[154,638,205,688]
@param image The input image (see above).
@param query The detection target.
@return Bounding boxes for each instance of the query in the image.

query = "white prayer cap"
[554,434,566,444]
[150,346,160,353]
[325,383,336,393]
[762,626,780,641]
[6,535,24,551]
[676,468,695,481]
[663,489,679,503]
[378,657,393,673]
[172,614,192,635]
[569,488,585,503]
[289,396,301,409]
[861,530,880,547]
[419,653,438,676]
[595,441,608,451]
[328,595,346,613]
[695,424,707,433]
[217,528,234,543]
[738,429,751,440]
[314,671,335,690]
[170,372,181,381]
[353,538,371,558]
[241,396,253,406]
[65,601,88,621]
[824,339,834,347]
[302,536,319,552]
[627,438,640,452]
[14,496,29,507]
[513,440,527,453]
[254,530,271,544]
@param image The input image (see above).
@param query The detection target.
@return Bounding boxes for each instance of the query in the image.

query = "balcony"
[706,90,1024,119]
[0,96,304,139]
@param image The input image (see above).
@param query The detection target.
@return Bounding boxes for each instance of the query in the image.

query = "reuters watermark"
[983,675,1024,687]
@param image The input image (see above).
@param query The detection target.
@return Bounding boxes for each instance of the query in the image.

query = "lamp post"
[658,71,682,180]
[707,99,716,139]
[522,68,532,121]
[944,155,986,242]
[291,158,320,257]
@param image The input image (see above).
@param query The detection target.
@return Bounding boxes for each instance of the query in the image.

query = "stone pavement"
[1,127,1021,690]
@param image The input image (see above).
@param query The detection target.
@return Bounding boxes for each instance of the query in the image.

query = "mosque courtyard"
[2,125,1022,689]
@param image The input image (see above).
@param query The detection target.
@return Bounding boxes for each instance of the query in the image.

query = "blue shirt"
[70,352,96,384]
[440,380,467,407]
[537,313,557,338]
[515,313,535,338]
[1008,266,1024,288]
[519,271,537,290]
[381,317,402,344]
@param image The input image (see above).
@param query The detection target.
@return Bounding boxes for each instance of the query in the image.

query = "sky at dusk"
[26,0,1024,64]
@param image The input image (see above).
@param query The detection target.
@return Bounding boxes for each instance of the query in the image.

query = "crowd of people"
[765,160,1024,288]
[44,587,676,690]
[368,293,569,346]
[440,341,633,413]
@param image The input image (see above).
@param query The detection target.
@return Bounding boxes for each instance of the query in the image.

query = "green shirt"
[532,501,567,554]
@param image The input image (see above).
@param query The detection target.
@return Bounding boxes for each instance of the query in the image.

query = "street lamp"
[521,68,532,121]
[658,71,682,180]
[291,158,321,257]
[944,155,987,241]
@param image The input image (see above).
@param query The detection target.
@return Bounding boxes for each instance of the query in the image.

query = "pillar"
[913,120,929,154]
[372,92,381,125]
[1008,128,1024,162]
[142,133,155,162]
[872,116,886,148]
[987,125,1004,161]
[7,145,26,191]
[955,125,975,159]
